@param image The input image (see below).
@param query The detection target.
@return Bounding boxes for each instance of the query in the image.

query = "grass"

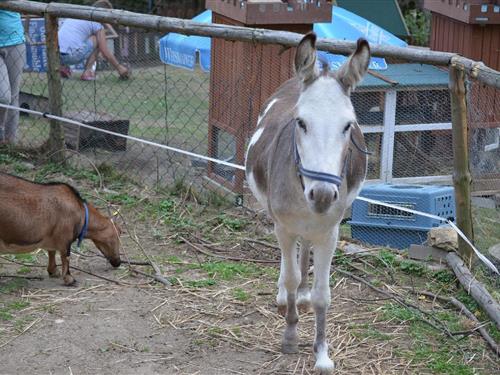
[20,65,210,152]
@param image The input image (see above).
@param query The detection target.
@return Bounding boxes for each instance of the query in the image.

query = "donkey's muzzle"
[307,183,338,214]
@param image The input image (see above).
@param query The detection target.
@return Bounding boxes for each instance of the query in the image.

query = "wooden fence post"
[449,62,474,267]
[44,13,65,163]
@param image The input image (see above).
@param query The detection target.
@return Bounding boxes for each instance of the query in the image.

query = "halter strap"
[292,121,372,189]
[77,202,89,248]
[293,128,343,187]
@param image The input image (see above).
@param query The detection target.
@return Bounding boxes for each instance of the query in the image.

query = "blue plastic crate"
[349,184,455,249]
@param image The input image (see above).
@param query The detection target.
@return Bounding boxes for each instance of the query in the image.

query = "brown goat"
[0,172,121,285]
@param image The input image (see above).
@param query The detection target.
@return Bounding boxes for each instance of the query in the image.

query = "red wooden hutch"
[205,0,332,199]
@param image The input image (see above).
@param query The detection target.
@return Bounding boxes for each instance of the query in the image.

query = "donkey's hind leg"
[297,239,312,313]
[275,225,301,354]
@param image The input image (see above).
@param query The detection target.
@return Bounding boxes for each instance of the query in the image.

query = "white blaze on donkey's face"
[295,77,356,214]
[293,34,370,215]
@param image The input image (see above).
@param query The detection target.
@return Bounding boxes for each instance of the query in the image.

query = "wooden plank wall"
[430,13,500,129]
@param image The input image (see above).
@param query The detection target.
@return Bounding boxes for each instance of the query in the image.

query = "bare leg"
[84,36,98,72]
[297,239,312,313]
[60,252,75,286]
[275,225,300,354]
[47,251,59,277]
[311,228,338,374]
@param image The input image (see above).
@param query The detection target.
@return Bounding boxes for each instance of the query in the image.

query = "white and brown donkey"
[245,33,370,373]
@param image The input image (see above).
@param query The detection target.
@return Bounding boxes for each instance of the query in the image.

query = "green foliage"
[0,300,30,321]
[216,214,246,231]
[404,10,431,46]
[398,259,426,277]
[0,278,27,293]
[16,266,32,275]
[432,269,455,284]
[200,261,261,281]
[382,303,418,323]
[184,279,217,288]
[232,288,250,302]
[376,249,397,267]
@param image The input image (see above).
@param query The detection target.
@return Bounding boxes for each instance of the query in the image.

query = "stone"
[488,243,500,264]
[427,226,458,251]
[409,244,449,262]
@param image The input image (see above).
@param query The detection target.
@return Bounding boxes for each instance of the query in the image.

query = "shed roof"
[336,0,409,38]
[359,63,449,89]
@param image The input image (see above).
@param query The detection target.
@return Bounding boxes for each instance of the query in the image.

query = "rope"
[1,102,496,274]
[0,103,246,171]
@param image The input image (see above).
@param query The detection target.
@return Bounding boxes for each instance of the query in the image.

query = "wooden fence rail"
[1,0,499,89]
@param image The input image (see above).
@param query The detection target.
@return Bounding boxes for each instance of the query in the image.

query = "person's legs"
[83,36,98,73]
[0,48,11,142]
[0,43,25,144]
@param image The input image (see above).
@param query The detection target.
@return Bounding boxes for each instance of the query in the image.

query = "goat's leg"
[47,251,60,277]
[311,229,337,374]
[275,225,300,354]
[60,251,75,286]
[297,239,311,313]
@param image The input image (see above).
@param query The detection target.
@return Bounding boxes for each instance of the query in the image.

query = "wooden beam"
[449,64,474,267]
[44,12,65,162]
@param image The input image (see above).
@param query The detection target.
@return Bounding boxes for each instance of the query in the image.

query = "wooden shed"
[424,0,499,128]
[424,0,499,193]
[205,0,332,198]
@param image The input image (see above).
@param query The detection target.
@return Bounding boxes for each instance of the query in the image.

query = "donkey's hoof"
[277,304,287,317]
[314,358,334,375]
[63,275,76,286]
[281,341,299,354]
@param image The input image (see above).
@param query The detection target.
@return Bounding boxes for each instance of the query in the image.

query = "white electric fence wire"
[1,103,497,274]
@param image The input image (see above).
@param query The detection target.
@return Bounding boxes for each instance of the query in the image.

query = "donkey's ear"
[295,32,318,84]
[336,38,370,95]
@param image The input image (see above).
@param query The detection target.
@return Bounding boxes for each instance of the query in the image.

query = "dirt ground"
[1,159,499,375]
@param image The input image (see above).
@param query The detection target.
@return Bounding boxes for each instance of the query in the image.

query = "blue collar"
[77,202,89,248]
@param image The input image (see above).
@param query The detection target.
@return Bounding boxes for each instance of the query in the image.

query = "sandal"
[59,65,72,78]
[80,71,96,81]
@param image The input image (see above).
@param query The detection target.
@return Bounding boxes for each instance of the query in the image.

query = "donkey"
[245,33,370,373]
[0,172,121,285]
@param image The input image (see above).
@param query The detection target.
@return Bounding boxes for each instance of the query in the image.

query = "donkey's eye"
[343,122,352,134]
[297,118,307,133]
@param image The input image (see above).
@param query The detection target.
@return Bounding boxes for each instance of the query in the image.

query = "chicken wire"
[1,18,498,255]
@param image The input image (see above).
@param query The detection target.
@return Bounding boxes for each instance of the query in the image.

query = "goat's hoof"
[281,341,299,354]
[63,275,76,286]
[277,304,287,317]
[48,270,60,278]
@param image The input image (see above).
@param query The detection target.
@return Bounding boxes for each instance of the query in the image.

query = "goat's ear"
[295,32,318,85]
[336,38,370,95]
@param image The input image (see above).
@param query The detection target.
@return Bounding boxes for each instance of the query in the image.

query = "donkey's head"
[293,33,370,214]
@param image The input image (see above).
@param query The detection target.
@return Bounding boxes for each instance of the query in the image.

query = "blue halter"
[292,121,372,189]
[76,202,89,248]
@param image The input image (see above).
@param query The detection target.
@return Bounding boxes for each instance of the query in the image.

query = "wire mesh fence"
[0,9,498,261]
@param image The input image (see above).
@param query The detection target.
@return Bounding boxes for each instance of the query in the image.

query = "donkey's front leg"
[297,239,312,313]
[275,225,301,354]
[311,231,337,374]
